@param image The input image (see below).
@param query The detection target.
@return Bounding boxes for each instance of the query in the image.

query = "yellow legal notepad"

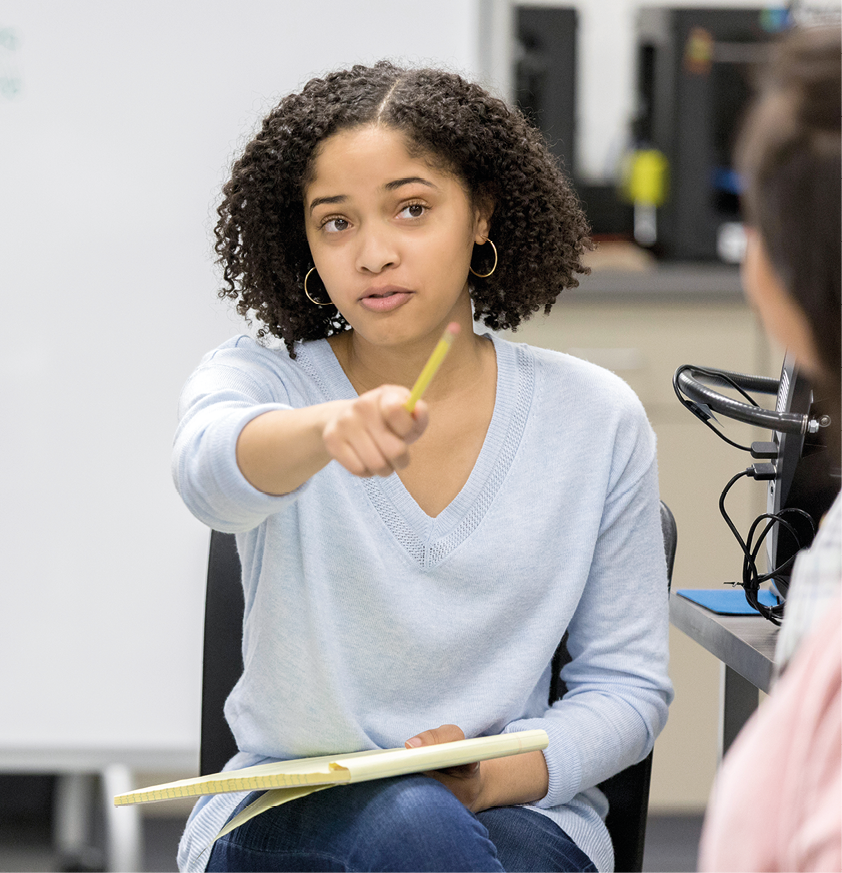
[113,729,549,807]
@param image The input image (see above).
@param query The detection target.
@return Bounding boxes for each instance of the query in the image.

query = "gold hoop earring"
[469,238,498,278]
[304,267,333,306]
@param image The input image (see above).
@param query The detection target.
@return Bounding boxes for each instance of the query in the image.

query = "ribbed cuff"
[504,717,583,808]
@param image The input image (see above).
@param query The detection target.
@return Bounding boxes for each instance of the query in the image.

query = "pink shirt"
[699,595,842,871]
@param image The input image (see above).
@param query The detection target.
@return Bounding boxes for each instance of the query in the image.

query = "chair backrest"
[549,500,676,872]
[200,529,243,777]
[661,500,677,590]
[200,501,677,869]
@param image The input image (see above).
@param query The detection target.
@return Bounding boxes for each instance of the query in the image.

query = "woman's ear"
[473,197,495,244]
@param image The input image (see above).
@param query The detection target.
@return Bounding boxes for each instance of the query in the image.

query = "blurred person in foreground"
[698,23,841,872]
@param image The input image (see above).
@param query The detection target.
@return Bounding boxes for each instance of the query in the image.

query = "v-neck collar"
[296,333,534,568]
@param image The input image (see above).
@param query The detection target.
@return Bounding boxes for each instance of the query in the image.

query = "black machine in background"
[514,6,577,174]
[635,7,789,260]
[515,7,640,240]
[514,7,793,254]
[675,355,839,621]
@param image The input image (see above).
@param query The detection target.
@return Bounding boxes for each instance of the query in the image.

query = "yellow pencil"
[404,322,461,412]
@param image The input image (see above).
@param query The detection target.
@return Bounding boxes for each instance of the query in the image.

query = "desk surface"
[669,590,779,693]
[569,264,742,300]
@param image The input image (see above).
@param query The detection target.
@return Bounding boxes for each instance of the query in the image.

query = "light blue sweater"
[173,332,673,872]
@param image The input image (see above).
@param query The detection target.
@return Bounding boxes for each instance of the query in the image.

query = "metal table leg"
[718,663,759,759]
[53,769,142,873]
[101,764,143,873]
[54,773,102,871]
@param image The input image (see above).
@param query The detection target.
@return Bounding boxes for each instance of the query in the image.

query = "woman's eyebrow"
[308,177,438,213]
[308,194,346,214]
[384,176,438,192]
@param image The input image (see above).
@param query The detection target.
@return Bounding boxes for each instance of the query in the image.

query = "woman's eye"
[399,203,426,219]
[323,217,349,233]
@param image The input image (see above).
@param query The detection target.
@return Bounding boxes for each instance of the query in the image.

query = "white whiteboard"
[0,0,479,757]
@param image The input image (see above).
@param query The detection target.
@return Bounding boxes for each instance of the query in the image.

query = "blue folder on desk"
[677,588,780,615]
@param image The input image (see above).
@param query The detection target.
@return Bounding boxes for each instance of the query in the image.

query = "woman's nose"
[355,225,399,273]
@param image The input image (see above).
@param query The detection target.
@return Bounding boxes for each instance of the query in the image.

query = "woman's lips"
[359,287,414,312]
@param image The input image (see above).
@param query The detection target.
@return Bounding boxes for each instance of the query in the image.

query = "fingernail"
[405,737,422,748]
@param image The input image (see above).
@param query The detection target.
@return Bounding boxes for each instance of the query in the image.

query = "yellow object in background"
[621,148,670,247]
[624,149,669,207]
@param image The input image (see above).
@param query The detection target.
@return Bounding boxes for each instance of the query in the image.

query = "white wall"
[0,0,480,759]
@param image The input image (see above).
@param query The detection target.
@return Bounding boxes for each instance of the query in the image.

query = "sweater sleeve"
[171,340,310,533]
[505,392,674,809]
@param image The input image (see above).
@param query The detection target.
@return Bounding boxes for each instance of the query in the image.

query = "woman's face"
[741,229,822,378]
[303,124,491,348]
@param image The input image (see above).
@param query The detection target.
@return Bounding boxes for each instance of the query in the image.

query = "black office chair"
[199,529,244,779]
[200,501,677,872]
[549,500,677,872]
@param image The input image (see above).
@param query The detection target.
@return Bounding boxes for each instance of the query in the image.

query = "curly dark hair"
[215,60,592,356]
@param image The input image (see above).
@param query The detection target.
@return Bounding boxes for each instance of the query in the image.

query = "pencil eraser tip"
[447,322,461,335]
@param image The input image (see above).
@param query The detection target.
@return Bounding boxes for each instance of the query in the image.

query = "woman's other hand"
[405,723,550,814]
[405,724,486,813]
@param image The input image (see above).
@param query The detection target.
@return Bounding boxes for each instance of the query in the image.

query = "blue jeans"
[206,775,597,872]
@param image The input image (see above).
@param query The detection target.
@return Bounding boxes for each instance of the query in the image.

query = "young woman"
[173,61,673,872]
[698,24,841,871]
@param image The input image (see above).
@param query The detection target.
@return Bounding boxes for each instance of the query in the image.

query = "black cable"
[673,365,758,452]
[677,365,762,407]
[718,466,817,625]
